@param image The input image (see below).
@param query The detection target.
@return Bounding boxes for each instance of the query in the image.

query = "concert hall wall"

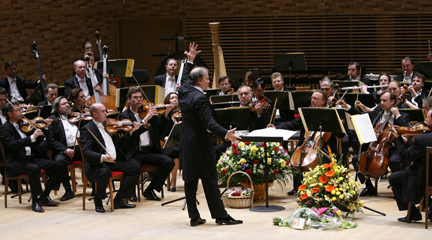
[0,0,431,86]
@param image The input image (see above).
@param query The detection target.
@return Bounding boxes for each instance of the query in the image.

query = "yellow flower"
[238,142,245,148]
[338,177,343,181]
[336,191,341,195]
[331,190,335,195]
[267,158,271,165]
[336,210,342,216]
[339,194,344,199]
[281,160,286,168]
[335,188,339,191]
[332,197,336,201]
[251,146,258,152]
[239,158,246,164]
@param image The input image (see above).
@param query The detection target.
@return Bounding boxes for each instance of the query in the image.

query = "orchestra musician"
[68,88,87,112]
[407,72,426,108]
[361,73,390,104]
[243,71,256,87]
[158,92,181,192]
[0,61,38,105]
[215,76,232,95]
[80,103,141,212]
[178,42,242,226]
[388,109,432,222]
[356,80,408,112]
[0,87,14,191]
[252,79,273,115]
[153,58,183,97]
[344,62,371,85]
[45,96,83,201]
[0,101,63,212]
[64,60,101,100]
[394,57,415,83]
[270,72,295,126]
[85,51,109,84]
[38,83,58,106]
[118,87,175,201]
[338,91,411,196]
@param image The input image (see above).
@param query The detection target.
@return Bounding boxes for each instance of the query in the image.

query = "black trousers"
[133,150,174,192]
[184,146,227,219]
[53,147,82,192]
[86,160,141,201]
[388,170,409,211]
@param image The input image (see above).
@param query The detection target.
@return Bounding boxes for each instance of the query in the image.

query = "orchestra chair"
[68,138,85,196]
[0,142,47,208]
[140,164,168,199]
[407,146,432,229]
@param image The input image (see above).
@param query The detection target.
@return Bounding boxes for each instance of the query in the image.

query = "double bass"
[27,42,48,105]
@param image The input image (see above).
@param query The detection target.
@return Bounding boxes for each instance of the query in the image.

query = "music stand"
[299,107,345,137]
[240,135,285,212]
[210,95,239,103]
[343,93,377,109]
[264,91,290,110]
[95,59,135,78]
[163,122,182,149]
[273,53,307,87]
[204,89,220,97]
[416,62,432,78]
[211,102,241,110]
[288,91,314,111]
[399,108,425,123]
[214,107,250,130]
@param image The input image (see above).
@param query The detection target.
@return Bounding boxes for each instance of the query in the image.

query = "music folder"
[163,122,182,149]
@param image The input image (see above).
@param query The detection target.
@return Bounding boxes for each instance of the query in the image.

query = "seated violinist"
[64,60,101,100]
[389,109,432,222]
[269,90,344,195]
[338,91,411,196]
[215,76,232,95]
[45,96,81,201]
[243,71,256,87]
[68,88,87,112]
[407,72,426,108]
[118,87,174,201]
[81,103,141,212]
[0,101,63,212]
[252,79,272,116]
[38,83,58,106]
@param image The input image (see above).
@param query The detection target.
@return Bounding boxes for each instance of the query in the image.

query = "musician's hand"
[64,149,75,159]
[93,84,102,93]
[390,107,401,118]
[175,83,181,91]
[408,85,417,96]
[129,121,141,135]
[144,107,158,122]
[165,104,174,115]
[184,42,201,63]
[102,154,115,163]
[337,99,348,109]
[43,118,53,128]
[226,127,241,144]
[352,85,359,93]
[428,53,432,61]
[355,100,364,109]
[267,124,276,128]
[391,125,400,138]
[102,72,109,78]
[255,102,263,116]
[26,104,34,111]
[361,85,369,94]
[33,129,44,138]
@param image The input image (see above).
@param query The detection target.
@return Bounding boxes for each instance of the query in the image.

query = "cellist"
[338,91,411,196]
[268,90,344,195]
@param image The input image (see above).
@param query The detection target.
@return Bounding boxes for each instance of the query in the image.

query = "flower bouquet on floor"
[217,141,297,201]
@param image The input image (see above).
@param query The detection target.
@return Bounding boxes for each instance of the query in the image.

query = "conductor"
[178,43,243,227]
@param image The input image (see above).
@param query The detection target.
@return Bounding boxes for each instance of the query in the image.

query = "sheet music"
[246,128,297,141]
[351,114,377,145]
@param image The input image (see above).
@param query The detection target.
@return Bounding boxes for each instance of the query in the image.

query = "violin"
[359,84,409,179]
[21,117,60,134]
[68,112,92,125]
[249,96,270,112]
[328,84,339,108]
[139,99,166,119]
[394,125,431,135]
[105,118,150,134]
[172,106,182,121]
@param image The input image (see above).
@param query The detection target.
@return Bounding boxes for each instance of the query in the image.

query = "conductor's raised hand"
[226,127,241,144]
[184,42,201,62]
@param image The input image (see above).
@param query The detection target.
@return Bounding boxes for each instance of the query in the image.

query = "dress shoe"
[60,191,74,201]
[398,214,422,222]
[215,214,243,225]
[114,200,136,209]
[144,189,161,201]
[360,188,377,197]
[94,199,105,213]
[190,218,206,226]
[32,202,44,213]
[38,196,60,206]
[287,189,297,196]
[169,188,176,192]
[129,193,137,202]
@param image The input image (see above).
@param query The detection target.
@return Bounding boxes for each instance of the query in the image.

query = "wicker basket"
[226,171,254,208]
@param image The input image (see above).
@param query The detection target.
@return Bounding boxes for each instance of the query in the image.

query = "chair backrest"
[126,69,149,84]
[427,147,432,187]
[0,141,5,167]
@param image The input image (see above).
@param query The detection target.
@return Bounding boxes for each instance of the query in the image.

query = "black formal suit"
[0,121,62,198]
[389,131,432,211]
[80,121,141,200]
[37,99,50,106]
[178,62,229,219]
[158,114,180,160]
[410,89,425,108]
[118,108,174,192]
[153,74,179,89]
[64,70,102,99]
[0,76,38,102]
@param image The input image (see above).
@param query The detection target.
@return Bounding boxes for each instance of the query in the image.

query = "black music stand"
[163,122,181,149]
[298,107,346,141]
[273,53,307,87]
[95,59,134,78]
[204,89,220,97]
[343,93,377,109]
[214,107,250,131]
[211,102,241,110]
[288,91,313,111]
[399,108,425,123]
[264,91,290,110]
[210,95,239,103]
[416,62,432,78]
[240,135,285,212]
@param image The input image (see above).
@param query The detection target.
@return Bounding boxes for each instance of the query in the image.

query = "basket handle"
[226,171,254,192]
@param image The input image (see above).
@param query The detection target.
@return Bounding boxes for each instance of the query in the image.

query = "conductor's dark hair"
[189,67,209,85]
[252,79,265,89]
[5,61,16,70]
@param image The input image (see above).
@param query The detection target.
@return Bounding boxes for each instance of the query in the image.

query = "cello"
[358,85,408,179]
[27,41,48,105]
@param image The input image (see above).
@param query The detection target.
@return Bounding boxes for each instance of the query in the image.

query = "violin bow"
[356,68,362,103]
[6,99,39,130]
[72,105,84,152]
[269,98,278,125]
[87,128,113,159]
[127,66,151,103]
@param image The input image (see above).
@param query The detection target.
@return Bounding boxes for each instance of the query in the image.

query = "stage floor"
[0,169,430,239]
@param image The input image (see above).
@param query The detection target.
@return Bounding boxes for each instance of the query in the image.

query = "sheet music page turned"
[246,128,297,141]
[351,114,377,145]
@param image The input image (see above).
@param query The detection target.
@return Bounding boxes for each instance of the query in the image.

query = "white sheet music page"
[351,114,377,145]
[246,128,297,141]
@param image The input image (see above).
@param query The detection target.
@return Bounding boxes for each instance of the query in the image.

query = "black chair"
[126,69,149,84]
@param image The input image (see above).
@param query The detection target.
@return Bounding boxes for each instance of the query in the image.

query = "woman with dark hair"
[159,92,181,191]
[68,88,86,112]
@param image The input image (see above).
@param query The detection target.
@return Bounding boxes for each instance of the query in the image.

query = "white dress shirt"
[77,76,90,100]
[11,121,35,156]
[93,120,116,160]
[130,108,152,147]
[7,76,24,102]
[61,115,79,147]
[164,74,177,97]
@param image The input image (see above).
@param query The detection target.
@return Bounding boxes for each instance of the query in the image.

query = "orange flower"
[298,184,306,191]
[325,170,335,178]
[322,163,331,169]
[312,186,321,193]
[325,185,335,192]
[319,176,328,184]
[301,192,308,200]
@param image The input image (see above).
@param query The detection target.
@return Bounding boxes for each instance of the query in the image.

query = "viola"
[68,112,92,125]
[105,118,150,134]
[21,117,60,133]
[172,106,182,121]
[394,125,431,135]
[139,99,166,119]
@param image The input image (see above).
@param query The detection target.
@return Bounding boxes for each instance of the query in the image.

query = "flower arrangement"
[296,157,364,215]
[224,188,254,197]
[216,141,294,185]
